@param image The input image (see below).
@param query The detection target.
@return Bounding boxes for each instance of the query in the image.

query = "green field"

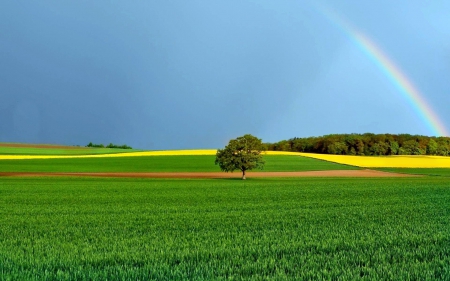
[1,177,449,280]
[0,146,139,155]
[0,155,358,173]
[377,168,450,177]
[1,146,449,279]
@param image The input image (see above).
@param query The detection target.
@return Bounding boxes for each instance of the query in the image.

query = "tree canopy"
[215,134,266,179]
[266,133,450,156]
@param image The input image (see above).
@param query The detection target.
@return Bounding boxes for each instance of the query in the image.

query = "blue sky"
[1,1,449,149]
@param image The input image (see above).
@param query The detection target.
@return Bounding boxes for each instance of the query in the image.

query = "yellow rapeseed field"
[0,150,218,160]
[1,149,450,168]
[296,152,450,168]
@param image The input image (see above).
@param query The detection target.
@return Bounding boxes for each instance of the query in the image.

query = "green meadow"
[1,146,450,279]
[0,177,449,280]
[0,146,139,156]
[377,168,450,177]
[0,155,357,173]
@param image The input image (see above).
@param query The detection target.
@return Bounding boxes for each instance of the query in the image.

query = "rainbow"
[312,3,449,137]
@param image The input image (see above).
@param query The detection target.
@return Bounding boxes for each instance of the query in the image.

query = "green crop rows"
[0,155,357,173]
[1,177,449,280]
[377,168,450,177]
[0,146,139,156]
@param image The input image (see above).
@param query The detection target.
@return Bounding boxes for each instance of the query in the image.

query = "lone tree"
[215,134,266,180]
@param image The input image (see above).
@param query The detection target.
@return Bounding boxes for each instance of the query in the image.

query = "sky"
[1,1,449,149]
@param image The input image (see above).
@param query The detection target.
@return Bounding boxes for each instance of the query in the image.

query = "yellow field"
[0,150,218,160]
[297,152,450,168]
[0,150,294,160]
[265,151,450,168]
[1,149,450,168]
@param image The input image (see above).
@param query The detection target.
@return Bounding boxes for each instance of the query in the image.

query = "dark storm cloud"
[1,1,449,149]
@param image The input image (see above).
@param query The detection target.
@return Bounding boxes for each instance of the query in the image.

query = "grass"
[0,146,140,156]
[0,155,358,173]
[0,177,449,280]
[377,168,450,177]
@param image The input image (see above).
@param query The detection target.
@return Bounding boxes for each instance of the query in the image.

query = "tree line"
[265,133,450,156]
[86,142,132,149]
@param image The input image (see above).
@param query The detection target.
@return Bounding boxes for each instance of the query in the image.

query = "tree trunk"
[242,170,246,180]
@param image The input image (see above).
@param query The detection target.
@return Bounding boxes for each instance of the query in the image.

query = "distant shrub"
[86,142,132,149]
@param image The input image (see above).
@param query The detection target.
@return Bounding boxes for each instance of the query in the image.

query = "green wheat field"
[0,147,449,280]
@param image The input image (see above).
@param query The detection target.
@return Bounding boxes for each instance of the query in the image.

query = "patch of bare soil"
[0,170,421,178]
[0,143,85,149]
